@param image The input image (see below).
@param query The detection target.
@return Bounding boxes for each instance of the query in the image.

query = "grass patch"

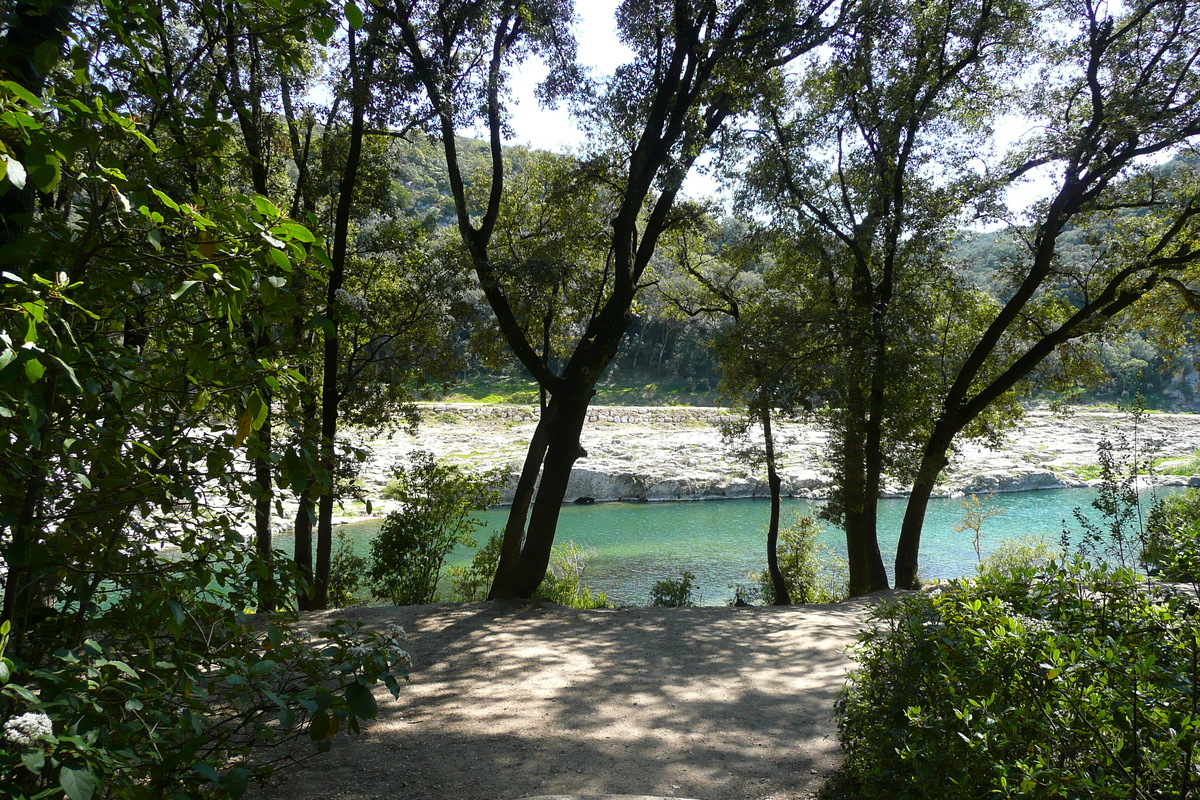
[439,376,719,407]
[1152,447,1200,475]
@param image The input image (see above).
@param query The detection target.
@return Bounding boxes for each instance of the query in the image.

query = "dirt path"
[249,598,884,800]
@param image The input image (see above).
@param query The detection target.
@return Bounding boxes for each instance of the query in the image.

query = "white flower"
[388,647,412,669]
[334,288,369,312]
[3,712,53,746]
[346,645,372,659]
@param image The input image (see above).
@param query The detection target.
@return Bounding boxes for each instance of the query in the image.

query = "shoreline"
[304,404,1200,528]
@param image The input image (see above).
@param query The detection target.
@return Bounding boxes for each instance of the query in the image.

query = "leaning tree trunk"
[490,385,594,599]
[894,421,958,588]
[490,414,550,598]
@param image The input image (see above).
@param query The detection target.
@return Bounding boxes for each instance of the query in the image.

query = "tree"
[368,451,500,604]
[0,6,410,796]
[660,219,832,605]
[893,0,1200,588]
[744,0,1030,594]
[386,0,843,599]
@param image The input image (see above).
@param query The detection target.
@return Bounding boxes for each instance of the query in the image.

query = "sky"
[504,0,629,153]
[499,1,1058,215]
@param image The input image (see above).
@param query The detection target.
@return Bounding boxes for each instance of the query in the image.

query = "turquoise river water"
[280,486,1184,606]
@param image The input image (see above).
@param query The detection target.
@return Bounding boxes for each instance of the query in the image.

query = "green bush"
[1144,488,1200,582]
[976,534,1055,580]
[368,451,500,605]
[328,530,369,608]
[650,570,698,607]
[0,545,409,800]
[447,532,504,602]
[759,513,848,604]
[532,541,609,609]
[837,560,1200,799]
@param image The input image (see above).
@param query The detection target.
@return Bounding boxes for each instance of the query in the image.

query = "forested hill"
[389,138,1199,410]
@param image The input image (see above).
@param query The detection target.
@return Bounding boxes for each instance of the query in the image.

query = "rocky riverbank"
[348,404,1200,511]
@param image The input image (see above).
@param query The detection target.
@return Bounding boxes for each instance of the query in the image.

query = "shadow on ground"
[248,598,880,800]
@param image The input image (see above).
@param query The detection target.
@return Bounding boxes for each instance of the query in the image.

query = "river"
[284,486,1183,606]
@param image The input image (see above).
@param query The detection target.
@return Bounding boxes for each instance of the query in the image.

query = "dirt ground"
[247,598,884,800]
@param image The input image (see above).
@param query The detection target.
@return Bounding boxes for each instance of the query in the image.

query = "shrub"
[1144,488,1200,582]
[532,541,609,609]
[328,530,369,608]
[447,532,504,602]
[727,580,763,606]
[0,547,409,800]
[650,570,698,607]
[837,560,1200,799]
[976,533,1055,580]
[368,452,500,605]
[759,513,848,604]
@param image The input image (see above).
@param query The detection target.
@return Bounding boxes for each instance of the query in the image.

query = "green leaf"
[171,280,200,300]
[133,441,162,460]
[0,660,9,684]
[48,355,81,390]
[19,300,45,323]
[313,15,336,44]
[4,155,26,190]
[345,1,364,30]
[192,762,220,784]
[308,710,331,740]
[345,680,378,719]
[0,80,43,108]
[226,766,251,798]
[21,749,44,774]
[25,141,60,193]
[107,659,139,678]
[25,358,44,382]
[151,187,181,212]
[147,228,163,251]
[60,766,96,800]
[250,391,269,430]
[253,195,279,218]
[277,221,316,243]
[268,249,291,272]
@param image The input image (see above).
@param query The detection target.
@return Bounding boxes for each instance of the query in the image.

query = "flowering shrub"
[836,561,1200,799]
[0,560,411,800]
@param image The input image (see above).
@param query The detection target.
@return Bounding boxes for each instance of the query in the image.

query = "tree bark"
[489,413,549,598]
[762,403,790,605]
[311,28,372,609]
[894,422,958,588]
[293,486,315,609]
[491,386,593,598]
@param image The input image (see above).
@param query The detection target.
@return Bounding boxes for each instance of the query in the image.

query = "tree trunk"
[490,387,592,598]
[310,29,371,609]
[253,411,276,609]
[762,404,790,605]
[840,391,889,596]
[490,413,549,598]
[895,421,959,588]
[293,486,315,610]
